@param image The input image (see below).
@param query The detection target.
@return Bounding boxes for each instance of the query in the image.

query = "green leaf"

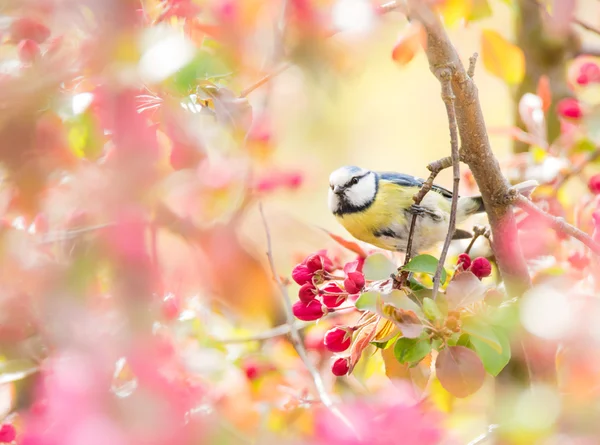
[371,335,398,350]
[462,316,503,353]
[354,291,380,311]
[381,290,423,316]
[461,317,502,353]
[471,327,511,376]
[171,51,231,93]
[422,297,443,321]
[457,333,473,348]
[393,335,431,365]
[363,253,397,281]
[402,254,447,284]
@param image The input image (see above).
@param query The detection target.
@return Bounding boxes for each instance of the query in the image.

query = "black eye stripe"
[345,172,368,187]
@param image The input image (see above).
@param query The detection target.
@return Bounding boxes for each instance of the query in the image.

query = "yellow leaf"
[382,345,411,382]
[481,29,525,85]
[439,0,473,27]
[429,377,455,413]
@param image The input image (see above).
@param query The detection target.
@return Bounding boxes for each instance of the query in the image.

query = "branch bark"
[406,1,532,296]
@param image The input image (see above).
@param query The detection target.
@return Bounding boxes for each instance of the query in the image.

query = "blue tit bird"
[328,166,536,254]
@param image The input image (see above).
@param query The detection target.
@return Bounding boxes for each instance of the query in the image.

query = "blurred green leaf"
[468,0,492,21]
[67,111,102,159]
[471,327,511,376]
[422,297,443,321]
[573,137,597,153]
[363,253,397,280]
[393,334,431,365]
[171,51,231,93]
[462,316,502,353]
[354,291,380,311]
[382,289,423,315]
[402,254,447,284]
[0,359,38,385]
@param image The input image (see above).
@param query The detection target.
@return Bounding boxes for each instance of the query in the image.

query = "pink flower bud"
[17,39,40,63]
[331,357,350,376]
[321,283,347,308]
[0,424,16,443]
[10,17,51,44]
[557,97,583,120]
[470,257,492,279]
[324,326,353,352]
[315,249,335,272]
[292,264,313,285]
[298,282,317,303]
[457,253,471,269]
[568,252,590,270]
[292,300,327,321]
[305,254,325,272]
[577,62,600,85]
[343,271,365,294]
[589,174,600,195]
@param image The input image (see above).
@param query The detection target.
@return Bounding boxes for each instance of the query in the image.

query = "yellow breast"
[335,181,416,250]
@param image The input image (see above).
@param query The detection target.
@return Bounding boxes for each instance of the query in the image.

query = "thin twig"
[258,203,356,434]
[466,424,500,445]
[239,1,406,98]
[573,17,600,37]
[217,321,310,344]
[239,63,290,98]
[464,225,490,255]
[514,194,600,255]
[552,148,600,194]
[432,70,460,301]
[406,156,454,262]
[396,156,453,288]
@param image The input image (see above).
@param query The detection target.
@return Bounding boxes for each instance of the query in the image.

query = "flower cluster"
[291,252,365,322]
[456,253,492,279]
[291,251,367,376]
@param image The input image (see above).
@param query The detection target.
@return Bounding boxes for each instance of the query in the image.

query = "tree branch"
[406,1,532,296]
[258,203,356,434]
[432,71,460,301]
[514,195,600,256]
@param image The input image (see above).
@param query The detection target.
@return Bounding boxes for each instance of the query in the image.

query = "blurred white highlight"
[521,285,574,340]
[72,92,94,115]
[332,0,374,33]
[139,26,195,83]
[514,384,561,430]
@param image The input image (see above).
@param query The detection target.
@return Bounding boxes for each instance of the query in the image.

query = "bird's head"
[328,166,378,215]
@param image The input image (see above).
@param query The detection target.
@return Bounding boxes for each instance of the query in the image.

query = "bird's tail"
[457,179,539,220]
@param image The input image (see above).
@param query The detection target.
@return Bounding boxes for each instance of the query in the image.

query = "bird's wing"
[378,171,454,199]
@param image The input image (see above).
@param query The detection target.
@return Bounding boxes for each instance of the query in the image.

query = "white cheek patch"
[345,174,377,207]
[328,190,341,212]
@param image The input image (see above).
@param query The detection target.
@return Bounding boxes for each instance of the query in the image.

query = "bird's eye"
[330,184,334,190]
[350,177,359,185]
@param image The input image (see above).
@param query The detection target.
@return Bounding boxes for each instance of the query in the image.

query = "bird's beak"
[333,185,344,194]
